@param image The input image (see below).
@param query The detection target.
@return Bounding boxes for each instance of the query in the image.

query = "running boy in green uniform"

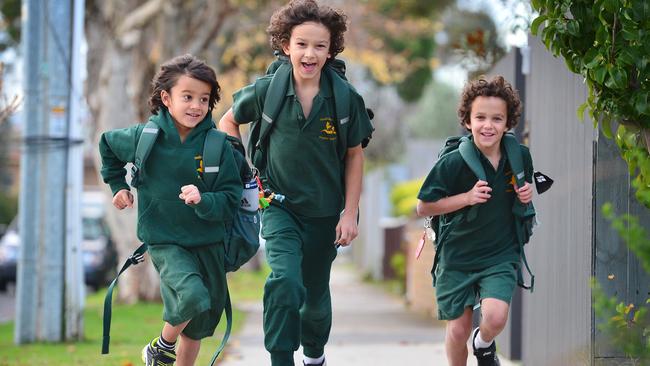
[219,1,373,365]
[99,54,242,366]
[417,75,534,366]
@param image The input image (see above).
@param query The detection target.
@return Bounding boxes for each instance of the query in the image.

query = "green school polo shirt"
[232,72,373,217]
[417,140,533,271]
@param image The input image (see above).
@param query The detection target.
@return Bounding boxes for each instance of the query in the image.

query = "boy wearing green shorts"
[417,75,534,366]
[219,1,373,365]
[99,54,242,366]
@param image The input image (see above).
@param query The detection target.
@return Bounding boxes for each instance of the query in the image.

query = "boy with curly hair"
[417,75,534,366]
[219,1,373,365]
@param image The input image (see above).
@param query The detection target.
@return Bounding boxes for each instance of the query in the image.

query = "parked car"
[0,220,18,291]
[0,191,117,292]
[81,191,117,290]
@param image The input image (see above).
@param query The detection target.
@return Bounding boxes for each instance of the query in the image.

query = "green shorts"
[148,243,227,340]
[434,261,518,320]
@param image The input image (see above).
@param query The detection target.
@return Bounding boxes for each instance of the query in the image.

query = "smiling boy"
[416,75,534,366]
[218,1,373,365]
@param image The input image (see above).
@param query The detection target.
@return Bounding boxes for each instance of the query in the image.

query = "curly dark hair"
[148,54,221,115]
[457,75,522,130]
[267,0,347,60]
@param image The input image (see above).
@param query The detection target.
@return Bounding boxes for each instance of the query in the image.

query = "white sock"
[474,330,493,349]
[304,354,325,364]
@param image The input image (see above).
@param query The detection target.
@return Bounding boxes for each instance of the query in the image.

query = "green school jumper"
[417,140,534,320]
[232,71,373,365]
[99,109,242,338]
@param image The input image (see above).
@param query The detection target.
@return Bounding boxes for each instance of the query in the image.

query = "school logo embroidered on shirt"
[319,118,337,141]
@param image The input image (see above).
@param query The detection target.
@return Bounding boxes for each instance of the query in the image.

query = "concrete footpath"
[221,256,519,366]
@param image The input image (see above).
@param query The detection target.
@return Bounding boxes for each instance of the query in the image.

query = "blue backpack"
[102,122,260,365]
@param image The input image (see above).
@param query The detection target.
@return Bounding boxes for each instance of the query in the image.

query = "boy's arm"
[192,141,243,222]
[416,180,492,217]
[218,108,242,140]
[335,144,363,246]
[98,126,141,196]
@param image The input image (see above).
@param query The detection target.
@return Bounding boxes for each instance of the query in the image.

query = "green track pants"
[261,205,339,366]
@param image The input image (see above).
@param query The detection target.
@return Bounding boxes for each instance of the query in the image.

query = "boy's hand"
[515,182,533,204]
[179,184,202,205]
[112,189,134,210]
[466,180,491,206]
[335,212,358,247]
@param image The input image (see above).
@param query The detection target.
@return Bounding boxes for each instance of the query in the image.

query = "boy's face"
[465,96,508,153]
[161,75,211,137]
[282,21,331,83]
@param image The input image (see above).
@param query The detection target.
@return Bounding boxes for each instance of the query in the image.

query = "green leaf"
[603,0,618,13]
[634,92,649,115]
[577,102,588,121]
[584,49,603,69]
[594,65,608,84]
[531,15,548,35]
[605,67,628,89]
[602,116,614,139]
[622,27,640,42]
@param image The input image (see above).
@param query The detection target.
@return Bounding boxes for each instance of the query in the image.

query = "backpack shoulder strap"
[502,132,526,188]
[249,62,292,170]
[203,128,227,189]
[458,136,485,222]
[458,136,486,181]
[102,243,148,354]
[131,121,159,187]
[326,66,351,159]
[259,63,291,146]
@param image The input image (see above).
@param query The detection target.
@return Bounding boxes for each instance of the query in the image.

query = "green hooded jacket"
[99,109,242,247]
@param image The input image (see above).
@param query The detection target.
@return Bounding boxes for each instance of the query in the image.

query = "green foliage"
[0,288,246,365]
[438,7,507,76]
[592,280,650,362]
[602,203,650,274]
[531,0,650,208]
[0,0,20,52]
[591,203,650,362]
[389,252,406,294]
[0,191,17,226]
[407,80,461,139]
[390,178,424,217]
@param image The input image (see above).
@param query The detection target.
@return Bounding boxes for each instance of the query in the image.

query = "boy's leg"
[161,320,190,345]
[300,215,338,360]
[262,206,306,366]
[477,298,510,342]
[445,308,473,366]
[471,262,517,365]
[176,333,201,366]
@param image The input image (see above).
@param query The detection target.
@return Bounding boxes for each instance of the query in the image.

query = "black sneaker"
[303,358,327,366]
[472,327,500,366]
[141,337,176,366]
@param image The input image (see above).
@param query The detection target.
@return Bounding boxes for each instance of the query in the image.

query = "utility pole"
[16,0,83,343]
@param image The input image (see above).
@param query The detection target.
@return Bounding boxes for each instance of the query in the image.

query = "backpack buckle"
[127,251,145,265]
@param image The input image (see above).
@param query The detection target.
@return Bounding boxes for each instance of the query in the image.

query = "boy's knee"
[265,276,305,308]
[446,321,472,344]
[482,309,509,333]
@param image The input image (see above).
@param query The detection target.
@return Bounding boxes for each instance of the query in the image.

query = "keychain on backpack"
[255,176,286,209]
[416,216,434,259]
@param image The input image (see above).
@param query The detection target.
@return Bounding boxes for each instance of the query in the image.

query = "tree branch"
[115,0,164,38]
[188,1,236,55]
